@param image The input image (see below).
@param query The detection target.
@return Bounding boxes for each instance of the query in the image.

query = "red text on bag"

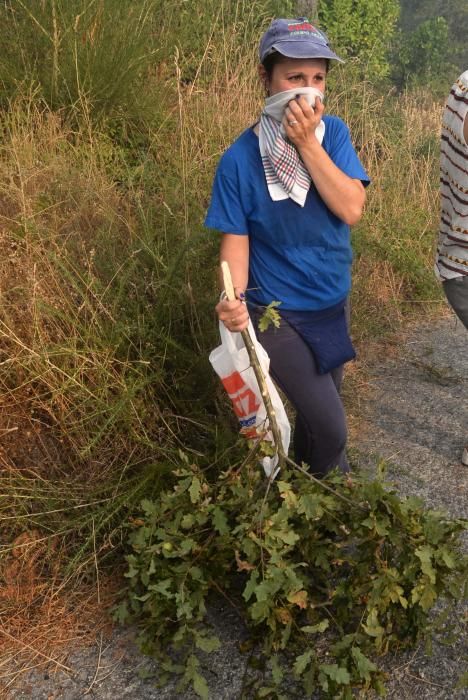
[221,371,260,420]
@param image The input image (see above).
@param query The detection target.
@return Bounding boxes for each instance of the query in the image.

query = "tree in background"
[399,0,467,66]
[392,0,467,90]
[296,0,319,18]
[317,0,399,80]
[390,16,450,91]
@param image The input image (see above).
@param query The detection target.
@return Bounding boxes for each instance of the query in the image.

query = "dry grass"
[0,574,118,697]
[0,85,208,688]
[0,95,163,478]
[0,503,121,696]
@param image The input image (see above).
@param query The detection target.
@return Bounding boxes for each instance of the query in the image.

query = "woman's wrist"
[219,289,246,302]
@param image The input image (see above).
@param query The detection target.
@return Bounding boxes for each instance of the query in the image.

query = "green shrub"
[318,0,399,80]
[0,0,158,118]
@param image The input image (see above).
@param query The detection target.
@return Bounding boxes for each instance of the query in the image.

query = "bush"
[318,0,399,80]
[0,0,160,119]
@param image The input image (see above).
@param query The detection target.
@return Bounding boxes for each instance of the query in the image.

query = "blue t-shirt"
[205,115,370,311]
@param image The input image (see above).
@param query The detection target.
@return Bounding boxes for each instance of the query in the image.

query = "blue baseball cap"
[259,17,343,64]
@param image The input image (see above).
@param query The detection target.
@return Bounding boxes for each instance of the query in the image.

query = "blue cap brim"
[267,40,344,63]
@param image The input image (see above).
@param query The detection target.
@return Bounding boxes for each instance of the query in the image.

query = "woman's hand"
[282,95,325,149]
[217,234,250,332]
[215,288,249,333]
[281,96,365,225]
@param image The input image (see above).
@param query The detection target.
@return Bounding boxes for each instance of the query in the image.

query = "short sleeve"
[324,117,370,186]
[204,153,249,234]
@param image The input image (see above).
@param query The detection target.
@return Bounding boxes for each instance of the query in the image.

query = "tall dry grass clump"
[0,96,160,582]
[1,97,149,469]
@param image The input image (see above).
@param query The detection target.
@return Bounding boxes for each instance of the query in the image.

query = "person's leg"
[442,276,468,329]
[251,313,349,477]
[442,277,468,465]
[330,365,344,392]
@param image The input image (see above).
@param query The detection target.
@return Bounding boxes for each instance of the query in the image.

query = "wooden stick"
[221,261,285,470]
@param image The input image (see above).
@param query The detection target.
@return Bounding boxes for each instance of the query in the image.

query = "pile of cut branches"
[116,455,467,698]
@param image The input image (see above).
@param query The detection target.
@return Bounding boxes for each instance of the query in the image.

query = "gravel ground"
[6,316,467,699]
[353,314,467,699]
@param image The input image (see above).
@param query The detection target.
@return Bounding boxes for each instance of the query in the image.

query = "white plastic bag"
[209,320,290,478]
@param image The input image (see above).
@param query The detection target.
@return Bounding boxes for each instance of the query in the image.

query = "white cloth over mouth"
[259,87,325,207]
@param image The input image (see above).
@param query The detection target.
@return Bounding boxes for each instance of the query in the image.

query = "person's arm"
[215,233,250,332]
[284,96,366,225]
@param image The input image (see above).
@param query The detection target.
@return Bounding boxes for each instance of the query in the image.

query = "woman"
[205,18,370,477]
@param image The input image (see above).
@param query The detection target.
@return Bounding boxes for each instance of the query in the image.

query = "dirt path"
[353,315,467,699]
[356,315,467,519]
[6,316,467,699]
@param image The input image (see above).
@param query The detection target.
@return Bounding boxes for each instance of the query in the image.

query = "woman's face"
[261,56,327,96]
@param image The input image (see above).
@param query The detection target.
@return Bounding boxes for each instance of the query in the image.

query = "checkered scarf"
[259,87,325,207]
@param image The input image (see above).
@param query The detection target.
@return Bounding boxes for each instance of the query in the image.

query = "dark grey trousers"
[443,276,468,330]
[250,311,349,478]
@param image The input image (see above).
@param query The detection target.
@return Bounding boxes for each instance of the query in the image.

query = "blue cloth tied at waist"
[251,299,355,375]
